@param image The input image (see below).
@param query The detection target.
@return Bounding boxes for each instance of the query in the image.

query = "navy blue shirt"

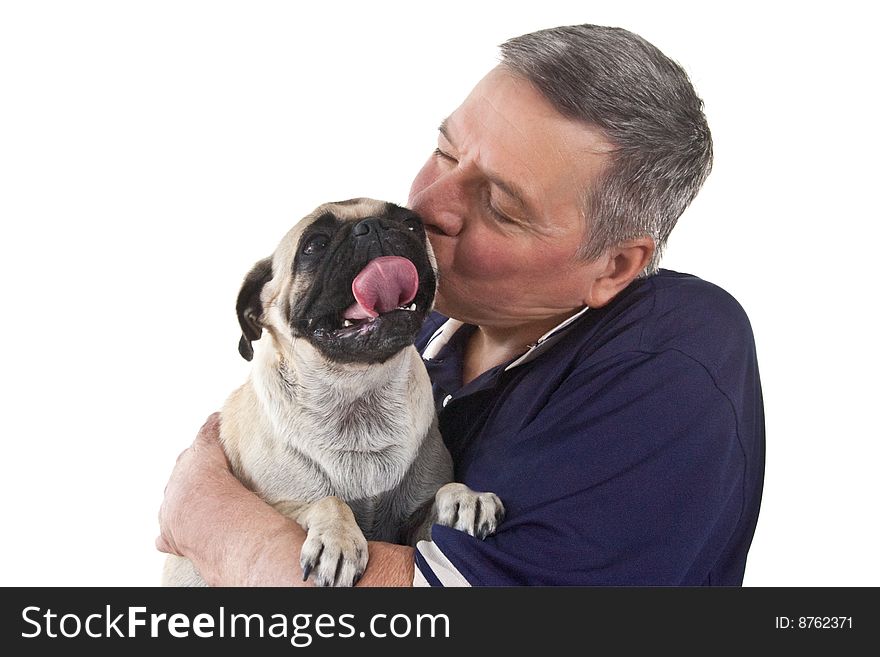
[412,270,765,586]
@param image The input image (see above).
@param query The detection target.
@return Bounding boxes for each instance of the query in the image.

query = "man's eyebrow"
[438,118,452,143]
[437,118,535,216]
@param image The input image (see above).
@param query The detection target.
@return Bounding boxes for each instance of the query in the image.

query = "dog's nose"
[352,217,388,237]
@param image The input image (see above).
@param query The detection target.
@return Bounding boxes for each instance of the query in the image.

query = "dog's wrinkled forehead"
[274,198,390,265]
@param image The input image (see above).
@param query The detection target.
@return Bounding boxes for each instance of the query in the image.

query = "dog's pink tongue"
[343,256,419,320]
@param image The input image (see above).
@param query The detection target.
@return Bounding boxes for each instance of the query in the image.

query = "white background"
[1,1,876,587]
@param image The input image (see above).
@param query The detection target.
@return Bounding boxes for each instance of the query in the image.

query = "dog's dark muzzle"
[293,212,436,364]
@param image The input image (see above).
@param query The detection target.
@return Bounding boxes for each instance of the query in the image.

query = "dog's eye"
[302,234,330,256]
[404,216,422,232]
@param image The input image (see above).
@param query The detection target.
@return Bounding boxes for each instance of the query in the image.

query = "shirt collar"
[421,306,591,370]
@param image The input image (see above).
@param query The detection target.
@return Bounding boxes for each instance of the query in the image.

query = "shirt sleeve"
[413,348,753,586]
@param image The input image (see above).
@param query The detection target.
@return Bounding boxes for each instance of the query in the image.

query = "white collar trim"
[420,306,591,370]
[421,319,464,361]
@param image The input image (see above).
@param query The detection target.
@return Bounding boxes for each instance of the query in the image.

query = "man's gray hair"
[499,24,713,274]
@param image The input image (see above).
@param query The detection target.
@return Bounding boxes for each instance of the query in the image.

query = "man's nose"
[416,173,467,238]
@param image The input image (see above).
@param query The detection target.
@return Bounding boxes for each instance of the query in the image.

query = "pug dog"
[163,198,504,587]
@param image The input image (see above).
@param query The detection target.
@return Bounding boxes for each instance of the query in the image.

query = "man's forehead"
[440,68,613,214]
[455,67,613,153]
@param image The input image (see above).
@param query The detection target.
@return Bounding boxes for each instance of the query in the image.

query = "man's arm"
[156,414,414,587]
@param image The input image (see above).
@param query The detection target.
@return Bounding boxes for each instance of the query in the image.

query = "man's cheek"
[455,238,512,280]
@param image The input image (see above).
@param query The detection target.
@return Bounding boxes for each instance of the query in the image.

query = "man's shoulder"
[483,270,753,383]
[558,269,758,395]
[635,269,756,356]
[647,269,752,323]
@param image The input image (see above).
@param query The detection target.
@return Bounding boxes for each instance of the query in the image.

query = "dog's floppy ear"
[235,257,273,361]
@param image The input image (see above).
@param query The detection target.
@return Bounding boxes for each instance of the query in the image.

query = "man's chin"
[432,292,456,319]
[432,292,479,325]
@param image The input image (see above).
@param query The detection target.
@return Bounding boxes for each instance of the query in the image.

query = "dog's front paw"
[299,497,368,587]
[434,482,505,540]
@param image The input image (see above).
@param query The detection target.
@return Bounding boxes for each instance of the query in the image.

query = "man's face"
[408,66,615,328]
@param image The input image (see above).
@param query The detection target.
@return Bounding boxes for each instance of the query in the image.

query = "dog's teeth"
[409,303,417,311]
[343,320,354,327]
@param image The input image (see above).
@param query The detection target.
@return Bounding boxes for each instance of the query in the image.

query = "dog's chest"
[347,495,401,542]
[236,348,434,510]
[291,404,421,500]
[234,401,424,506]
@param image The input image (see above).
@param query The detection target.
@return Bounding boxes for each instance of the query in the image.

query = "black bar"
[2,587,873,654]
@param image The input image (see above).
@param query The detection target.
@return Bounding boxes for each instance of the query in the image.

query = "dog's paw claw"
[435,483,505,539]
[300,526,368,587]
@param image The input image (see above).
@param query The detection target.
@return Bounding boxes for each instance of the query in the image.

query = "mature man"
[157,24,764,586]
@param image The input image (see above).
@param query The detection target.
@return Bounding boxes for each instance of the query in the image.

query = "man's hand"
[156,412,306,585]
[156,413,416,586]
[156,412,231,557]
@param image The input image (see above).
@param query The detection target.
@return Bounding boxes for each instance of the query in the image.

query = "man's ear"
[584,237,655,308]
[235,257,273,361]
